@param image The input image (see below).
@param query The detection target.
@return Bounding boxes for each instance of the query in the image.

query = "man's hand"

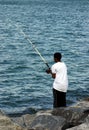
[46,69,51,74]
[46,69,56,78]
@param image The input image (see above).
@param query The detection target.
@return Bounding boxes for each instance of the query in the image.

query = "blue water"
[0,0,89,115]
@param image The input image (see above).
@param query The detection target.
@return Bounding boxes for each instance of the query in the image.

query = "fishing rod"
[15,23,50,69]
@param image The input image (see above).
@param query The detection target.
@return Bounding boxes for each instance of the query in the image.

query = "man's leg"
[53,88,66,108]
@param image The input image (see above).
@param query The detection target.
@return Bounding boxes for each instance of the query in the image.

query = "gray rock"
[84,114,89,123]
[0,109,6,116]
[1,98,89,130]
[29,114,66,130]
[0,115,27,130]
[75,100,89,110]
[52,107,85,125]
[11,116,25,127]
[66,122,89,130]
[22,114,35,128]
[11,114,35,128]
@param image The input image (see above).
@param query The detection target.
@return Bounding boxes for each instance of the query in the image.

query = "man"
[46,52,68,108]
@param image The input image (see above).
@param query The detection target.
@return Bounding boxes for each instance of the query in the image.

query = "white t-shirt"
[51,62,68,92]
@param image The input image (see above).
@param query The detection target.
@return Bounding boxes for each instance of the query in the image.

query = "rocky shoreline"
[0,98,89,130]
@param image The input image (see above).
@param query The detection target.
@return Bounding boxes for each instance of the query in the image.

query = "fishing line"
[9,20,50,69]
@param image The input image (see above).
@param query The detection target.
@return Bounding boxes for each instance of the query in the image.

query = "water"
[0,0,89,115]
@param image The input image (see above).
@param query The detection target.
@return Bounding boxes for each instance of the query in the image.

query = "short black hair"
[54,52,62,60]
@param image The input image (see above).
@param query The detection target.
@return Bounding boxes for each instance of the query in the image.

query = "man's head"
[54,52,62,62]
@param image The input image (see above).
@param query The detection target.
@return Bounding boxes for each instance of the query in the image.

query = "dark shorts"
[53,88,66,108]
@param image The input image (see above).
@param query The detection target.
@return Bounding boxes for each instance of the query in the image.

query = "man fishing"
[15,24,68,108]
[46,52,68,108]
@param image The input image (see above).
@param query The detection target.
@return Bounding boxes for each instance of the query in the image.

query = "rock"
[0,109,6,116]
[0,111,27,130]
[0,98,89,130]
[52,107,86,126]
[8,99,89,130]
[71,98,89,110]
[51,99,89,129]
[83,97,89,102]
[23,114,35,127]
[66,122,89,130]
[36,110,52,116]
[75,100,89,108]
[29,114,66,130]
[11,116,26,128]
[11,114,35,128]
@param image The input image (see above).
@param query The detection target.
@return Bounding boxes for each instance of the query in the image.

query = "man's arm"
[46,69,56,79]
[52,73,56,79]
